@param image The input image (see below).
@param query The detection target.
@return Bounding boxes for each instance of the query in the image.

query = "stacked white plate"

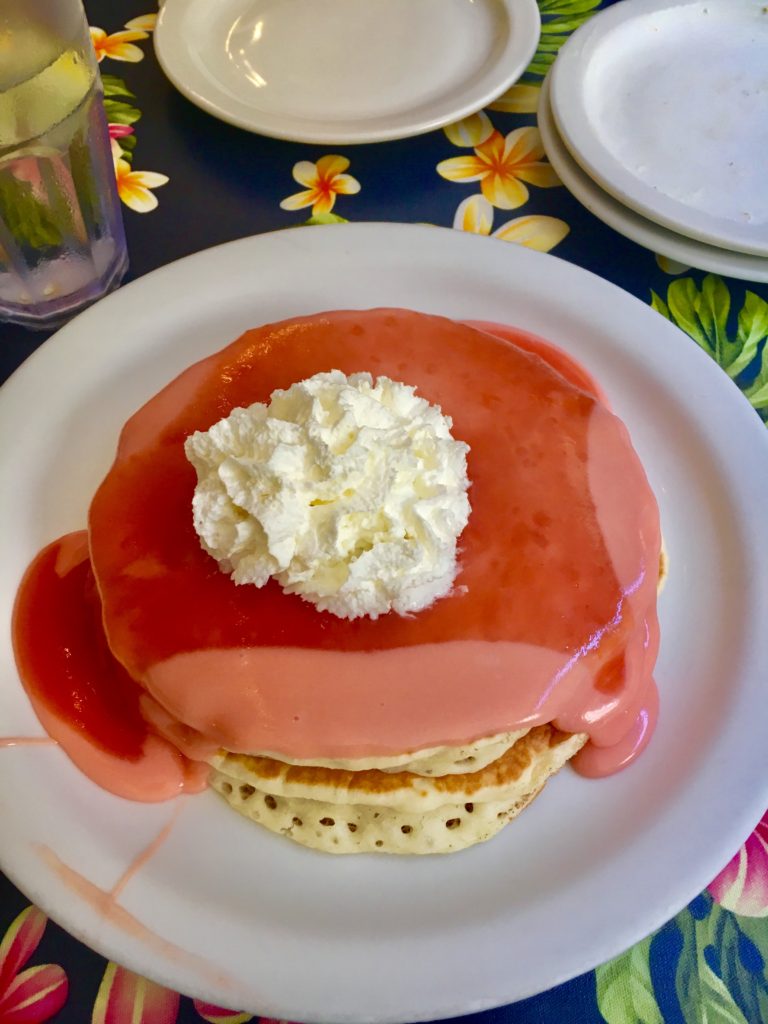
[544,0,768,282]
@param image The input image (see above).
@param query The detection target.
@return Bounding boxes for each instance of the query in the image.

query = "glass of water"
[0,0,128,329]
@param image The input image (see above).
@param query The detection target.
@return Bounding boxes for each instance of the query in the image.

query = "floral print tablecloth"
[1,1,767,1021]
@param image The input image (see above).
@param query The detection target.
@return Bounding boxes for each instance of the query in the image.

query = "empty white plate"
[550,0,768,257]
[538,74,768,283]
[154,0,541,144]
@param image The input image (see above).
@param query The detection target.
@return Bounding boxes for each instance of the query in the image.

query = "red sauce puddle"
[12,531,208,801]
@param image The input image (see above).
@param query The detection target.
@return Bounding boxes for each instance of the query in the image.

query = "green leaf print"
[304,212,349,225]
[525,0,601,78]
[716,913,768,1024]
[650,290,670,320]
[538,0,602,16]
[676,905,753,1024]
[596,936,664,1024]
[735,291,768,378]
[666,278,712,352]
[743,338,768,411]
[650,275,768,423]
[100,75,141,164]
[698,962,751,1024]
[103,97,142,127]
[116,133,137,164]
[696,275,731,363]
[100,74,136,99]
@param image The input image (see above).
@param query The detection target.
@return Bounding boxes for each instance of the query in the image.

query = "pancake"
[210,726,587,854]
[240,728,532,777]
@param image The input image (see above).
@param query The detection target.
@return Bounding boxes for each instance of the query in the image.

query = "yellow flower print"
[280,156,361,216]
[438,127,560,210]
[443,111,494,148]
[115,158,169,213]
[124,15,158,32]
[454,195,569,253]
[655,254,691,276]
[455,194,495,236]
[493,215,570,251]
[90,26,148,62]
[489,84,540,114]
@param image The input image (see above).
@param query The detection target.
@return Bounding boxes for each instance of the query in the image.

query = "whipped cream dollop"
[184,370,471,620]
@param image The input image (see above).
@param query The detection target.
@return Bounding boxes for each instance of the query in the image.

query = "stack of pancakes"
[80,309,665,854]
[209,726,587,854]
[209,552,666,854]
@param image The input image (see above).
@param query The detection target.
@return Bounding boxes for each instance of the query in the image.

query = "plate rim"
[549,0,768,257]
[152,0,541,144]
[2,224,768,1021]
[537,73,768,282]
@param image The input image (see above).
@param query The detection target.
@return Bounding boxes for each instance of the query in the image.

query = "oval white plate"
[154,0,540,144]
[550,0,768,257]
[1,225,768,1022]
[538,74,768,282]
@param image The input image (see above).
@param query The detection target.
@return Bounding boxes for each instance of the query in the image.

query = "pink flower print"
[92,963,180,1024]
[108,124,135,165]
[91,963,256,1024]
[0,907,68,1024]
[108,125,135,141]
[709,809,768,917]
[193,1001,252,1024]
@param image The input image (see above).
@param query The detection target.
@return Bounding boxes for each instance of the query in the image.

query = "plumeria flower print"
[0,907,68,1024]
[488,84,541,114]
[114,158,169,213]
[655,254,691,276]
[280,156,361,216]
[124,15,158,33]
[454,195,569,253]
[438,126,560,210]
[89,27,149,63]
[443,111,495,148]
[709,810,768,917]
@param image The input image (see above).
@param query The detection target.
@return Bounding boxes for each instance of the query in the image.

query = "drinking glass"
[0,0,128,329]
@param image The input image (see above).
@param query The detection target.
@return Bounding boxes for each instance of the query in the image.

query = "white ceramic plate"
[538,74,768,283]
[153,0,540,144]
[2,225,768,1022]
[550,0,768,257]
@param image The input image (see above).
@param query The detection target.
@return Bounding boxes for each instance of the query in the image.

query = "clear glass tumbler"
[0,0,128,329]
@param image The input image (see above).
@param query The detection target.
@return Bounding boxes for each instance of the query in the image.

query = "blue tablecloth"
[2,3,767,1022]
